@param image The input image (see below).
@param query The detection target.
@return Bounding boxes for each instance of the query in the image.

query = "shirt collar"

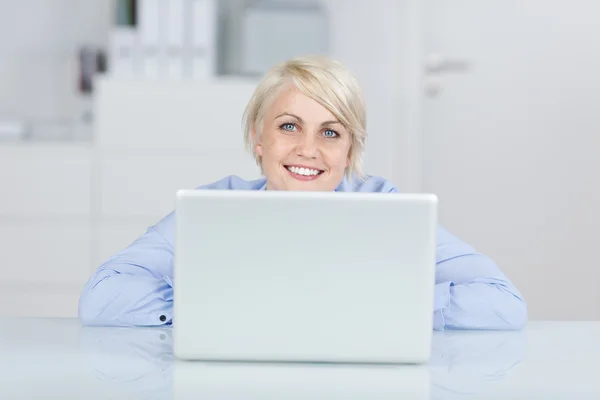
[258,176,351,192]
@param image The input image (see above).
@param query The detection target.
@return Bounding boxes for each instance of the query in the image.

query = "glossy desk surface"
[0,319,598,399]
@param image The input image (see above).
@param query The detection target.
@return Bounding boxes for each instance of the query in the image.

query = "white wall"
[414,0,600,320]
[0,143,92,317]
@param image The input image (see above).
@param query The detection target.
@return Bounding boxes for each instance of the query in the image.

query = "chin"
[286,178,337,192]
[289,184,328,192]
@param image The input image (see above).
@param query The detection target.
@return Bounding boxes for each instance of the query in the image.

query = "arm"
[78,214,175,327]
[382,181,527,331]
[433,225,528,330]
[78,177,264,327]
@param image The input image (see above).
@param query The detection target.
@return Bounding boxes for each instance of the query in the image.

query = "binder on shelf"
[190,0,215,48]
[188,0,217,78]
[142,55,161,80]
[166,0,186,80]
[108,0,218,80]
[138,0,160,47]
[109,27,140,78]
[191,54,211,80]
[167,0,185,48]
[138,0,167,79]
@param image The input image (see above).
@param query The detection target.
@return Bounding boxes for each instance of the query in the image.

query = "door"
[417,0,600,320]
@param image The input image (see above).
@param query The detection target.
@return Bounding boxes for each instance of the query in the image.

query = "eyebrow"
[275,113,341,127]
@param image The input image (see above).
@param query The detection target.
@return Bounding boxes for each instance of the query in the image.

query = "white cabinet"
[0,144,92,317]
[95,77,259,152]
[91,77,261,281]
[94,76,260,220]
[0,221,91,285]
[0,145,91,217]
[0,283,82,318]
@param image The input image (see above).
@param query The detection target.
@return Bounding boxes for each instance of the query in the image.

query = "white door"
[417,0,600,320]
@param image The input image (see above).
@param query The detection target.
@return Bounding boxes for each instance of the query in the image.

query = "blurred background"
[0,0,598,320]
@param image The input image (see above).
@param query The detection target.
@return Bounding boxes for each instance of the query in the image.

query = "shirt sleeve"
[78,215,175,327]
[382,181,527,331]
[432,225,528,331]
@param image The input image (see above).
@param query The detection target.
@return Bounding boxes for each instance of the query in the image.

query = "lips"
[285,165,324,176]
[284,165,325,181]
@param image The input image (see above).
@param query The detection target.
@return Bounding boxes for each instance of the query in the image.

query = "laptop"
[173,189,438,364]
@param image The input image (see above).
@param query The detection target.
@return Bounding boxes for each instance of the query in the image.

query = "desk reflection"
[429,330,526,398]
[78,326,174,399]
[78,326,525,399]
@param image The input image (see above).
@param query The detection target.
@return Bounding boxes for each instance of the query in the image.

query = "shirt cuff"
[158,312,172,325]
[434,281,453,311]
[433,281,453,330]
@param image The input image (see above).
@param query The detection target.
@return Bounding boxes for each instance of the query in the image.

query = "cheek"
[325,142,352,170]
[258,131,275,156]
[262,135,293,160]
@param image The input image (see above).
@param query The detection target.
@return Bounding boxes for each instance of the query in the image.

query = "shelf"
[94,75,260,151]
[0,140,92,150]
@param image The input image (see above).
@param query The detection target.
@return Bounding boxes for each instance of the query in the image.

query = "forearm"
[78,268,173,327]
[79,222,176,326]
[433,279,527,330]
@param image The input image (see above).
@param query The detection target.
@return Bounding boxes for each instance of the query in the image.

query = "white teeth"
[288,166,321,176]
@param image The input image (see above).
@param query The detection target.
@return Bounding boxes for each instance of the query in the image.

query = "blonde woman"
[79,56,527,330]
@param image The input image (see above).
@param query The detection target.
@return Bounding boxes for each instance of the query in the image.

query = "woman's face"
[255,85,352,191]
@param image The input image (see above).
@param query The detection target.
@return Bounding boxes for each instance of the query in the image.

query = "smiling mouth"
[284,165,325,177]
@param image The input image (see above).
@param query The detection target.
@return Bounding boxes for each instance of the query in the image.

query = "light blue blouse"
[78,175,527,330]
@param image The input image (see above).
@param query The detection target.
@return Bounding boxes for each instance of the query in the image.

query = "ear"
[253,126,263,157]
[346,148,351,168]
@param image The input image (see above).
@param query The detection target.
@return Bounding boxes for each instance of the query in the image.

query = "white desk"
[0,319,598,399]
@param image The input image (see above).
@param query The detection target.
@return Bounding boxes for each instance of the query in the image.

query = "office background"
[0,0,598,321]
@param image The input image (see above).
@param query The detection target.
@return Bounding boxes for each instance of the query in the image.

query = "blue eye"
[323,129,339,138]
[280,123,297,132]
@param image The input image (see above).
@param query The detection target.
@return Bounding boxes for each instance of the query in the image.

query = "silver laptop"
[173,189,438,364]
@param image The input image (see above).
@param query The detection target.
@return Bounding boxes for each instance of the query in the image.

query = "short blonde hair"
[242,55,367,180]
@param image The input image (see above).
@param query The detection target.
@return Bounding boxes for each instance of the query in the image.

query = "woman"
[79,56,527,330]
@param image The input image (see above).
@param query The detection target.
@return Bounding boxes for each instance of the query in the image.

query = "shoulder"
[338,175,398,193]
[150,175,265,244]
[196,175,266,191]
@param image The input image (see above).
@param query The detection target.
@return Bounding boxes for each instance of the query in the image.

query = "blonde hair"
[242,55,367,180]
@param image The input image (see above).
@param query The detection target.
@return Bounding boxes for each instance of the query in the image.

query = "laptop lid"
[173,190,437,364]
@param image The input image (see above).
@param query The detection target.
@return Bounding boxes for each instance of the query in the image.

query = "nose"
[296,133,319,159]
